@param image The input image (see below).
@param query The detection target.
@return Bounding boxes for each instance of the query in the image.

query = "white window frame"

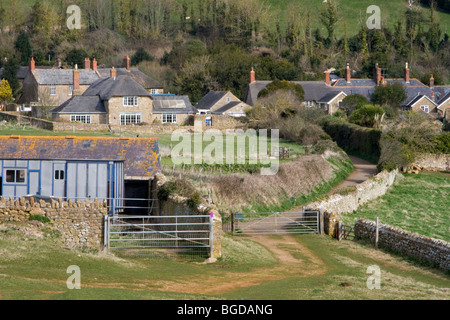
[120,113,142,125]
[420,105,429,113]
[123,96,139,106]
[70,115,91,124]
[162,113,177,124]
[151,89,158,95]
[50,86,57,96]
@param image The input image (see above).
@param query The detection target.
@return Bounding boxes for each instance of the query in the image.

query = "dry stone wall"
[355,219,450,271]
[160,194,222,260]
[412,153,450,172]
[0,196,107,249]
[308,169,398,215]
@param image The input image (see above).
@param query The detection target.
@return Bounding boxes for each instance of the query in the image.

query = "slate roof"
[245,77,450,108]
[0,136,160,178]
[0,66,43,80]
[32,69,101,85]
[151,95,196,114]
[194,91,229,110]
[97,67,163,89]
[437,91,450,107]
[244,81,334,106]
[317,91,345,103]
[82,76,152,100]
[405,94,437,107]
[211,101,242,115]
[50,96,106,114]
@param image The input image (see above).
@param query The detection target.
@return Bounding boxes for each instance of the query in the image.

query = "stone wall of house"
[0,196,107,249]
[307,169,399,215]
[412,153,450,172]
[354,218,450,271]
[106,96,153,125]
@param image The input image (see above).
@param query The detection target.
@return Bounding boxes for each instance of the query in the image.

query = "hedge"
[320,117,381,160]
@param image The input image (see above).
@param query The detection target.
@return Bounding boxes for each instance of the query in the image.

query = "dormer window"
[123,96,138,106]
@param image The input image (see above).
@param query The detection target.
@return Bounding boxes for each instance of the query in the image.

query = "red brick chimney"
[404,62,410,84]
[345,63,351,83]
[374,63,381,85]
[110,66,117,79]
[123,55,130,71]
[84,57,91,70]
[29,57,35,71]
[325,70,331,86]
[431,91,435,102]
[429,74,434,88]
[250,67,256,84]
[92,58,97,71]
[73,64,80,90]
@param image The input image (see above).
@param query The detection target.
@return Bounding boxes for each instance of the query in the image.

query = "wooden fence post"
[375,217,379,249]
[337,220,342,241]
[231,213,235,233]
[319,210,324,235]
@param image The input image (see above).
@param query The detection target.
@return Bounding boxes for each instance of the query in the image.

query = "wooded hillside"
[0,0,449,103]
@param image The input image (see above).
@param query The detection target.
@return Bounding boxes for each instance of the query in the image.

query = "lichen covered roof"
[0,136,160,179]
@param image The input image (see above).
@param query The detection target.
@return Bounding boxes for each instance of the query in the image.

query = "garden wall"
[0,196,107,249]
[354,218,450,271]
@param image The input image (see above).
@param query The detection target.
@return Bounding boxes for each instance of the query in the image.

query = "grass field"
[342,172,450,242]
[265,0,450,37]
[5,0,450,38]
[0,221,448,300]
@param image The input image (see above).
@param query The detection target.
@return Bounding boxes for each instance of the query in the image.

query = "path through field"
[154,235,327,295]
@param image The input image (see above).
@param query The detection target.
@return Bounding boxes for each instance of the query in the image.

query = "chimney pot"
[404,62,410,84]
[110,66,117,79]
[325,70,331,86]
[92,58,97,71]
[346,63,351,83]
[429,74,434,88]
[84,57,91,70]
[123,55,130,71]
[374,63,381,85]
[29,57,35,71]
[250,67,255,84]
[73,65,80,90]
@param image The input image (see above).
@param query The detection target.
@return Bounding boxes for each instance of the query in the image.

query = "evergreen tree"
[2,58,19,97]
[14,30,32,65]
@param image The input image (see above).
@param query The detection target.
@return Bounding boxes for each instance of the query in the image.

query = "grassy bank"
[342,172,450,242]
[239,154,354,213]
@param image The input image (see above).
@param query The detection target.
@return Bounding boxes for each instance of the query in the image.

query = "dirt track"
[153,235,327,295]
[330,155,378,192]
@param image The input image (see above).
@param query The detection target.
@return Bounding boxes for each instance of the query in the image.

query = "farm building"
[0,136,160,205]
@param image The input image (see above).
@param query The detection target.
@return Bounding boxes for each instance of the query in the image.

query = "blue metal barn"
[0,136,160,203]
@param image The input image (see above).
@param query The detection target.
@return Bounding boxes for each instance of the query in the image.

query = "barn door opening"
[124,180,150,215]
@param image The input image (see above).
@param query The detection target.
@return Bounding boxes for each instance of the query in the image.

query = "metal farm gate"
[104,214,213,257]
[230,210,320,235]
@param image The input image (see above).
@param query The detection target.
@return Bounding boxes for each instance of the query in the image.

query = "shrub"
[29,214,51,223]
[349,104,385,127]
